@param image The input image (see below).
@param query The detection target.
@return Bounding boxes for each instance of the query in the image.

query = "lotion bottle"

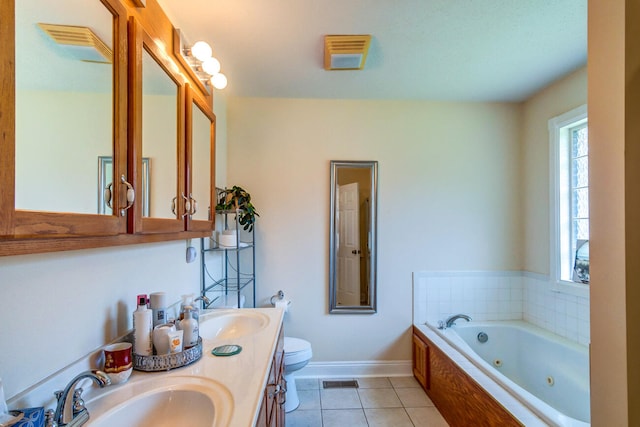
[179,306,199,349]
[133,294,153,355]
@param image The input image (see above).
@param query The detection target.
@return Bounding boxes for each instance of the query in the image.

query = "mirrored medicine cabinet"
[0,0,216,256]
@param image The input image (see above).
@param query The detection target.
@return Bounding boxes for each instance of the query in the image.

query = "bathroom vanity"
[8,308,286,427]
[89,308,285,426]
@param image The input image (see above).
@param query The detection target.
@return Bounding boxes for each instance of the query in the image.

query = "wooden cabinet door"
[128,16,186,235]
[184,85,215,232]
[1,0,129,251]
[412,332,429,390]
[256,327,285,427]
[274,331,285,426]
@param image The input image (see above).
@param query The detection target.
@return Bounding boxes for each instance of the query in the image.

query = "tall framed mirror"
[329,160,378,314]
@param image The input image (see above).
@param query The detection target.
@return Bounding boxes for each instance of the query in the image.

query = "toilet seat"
[284,337,312,365]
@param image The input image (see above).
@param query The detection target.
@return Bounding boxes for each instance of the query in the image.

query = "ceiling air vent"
[324,35,371,71]
[38,23,112,63]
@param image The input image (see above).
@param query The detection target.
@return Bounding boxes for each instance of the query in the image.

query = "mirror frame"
[128,16,186,234]
[329,160,378,314]
[8,0,128,238]
[185,83,216,232]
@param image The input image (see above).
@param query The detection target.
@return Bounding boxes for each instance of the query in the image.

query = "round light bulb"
[201,57,221,75]
[191,41,212,62]
[211,73,227,90]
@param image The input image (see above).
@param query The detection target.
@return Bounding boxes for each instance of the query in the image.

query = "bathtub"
[424,320,590,427]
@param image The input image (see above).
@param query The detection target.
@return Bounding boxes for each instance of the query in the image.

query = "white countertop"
[85,308,285,427]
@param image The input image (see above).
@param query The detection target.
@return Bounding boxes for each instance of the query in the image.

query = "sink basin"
[85,376,233,427]
[199,310,270,341]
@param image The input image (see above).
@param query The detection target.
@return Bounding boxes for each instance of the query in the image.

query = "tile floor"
[285,376,449,427]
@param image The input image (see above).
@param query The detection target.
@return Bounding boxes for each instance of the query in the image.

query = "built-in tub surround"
[413,271,590,346]
[8,308,285,427]
[413,271,591,426]
[428,321,590,426]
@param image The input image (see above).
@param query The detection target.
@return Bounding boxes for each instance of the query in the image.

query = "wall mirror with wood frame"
[129,17,185,234]
[7,0,128,238]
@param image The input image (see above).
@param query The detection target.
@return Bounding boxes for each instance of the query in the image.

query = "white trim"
[549,104,589,299]
[521,271,550,281]
[295,360,412,378]
[413,270,523,278]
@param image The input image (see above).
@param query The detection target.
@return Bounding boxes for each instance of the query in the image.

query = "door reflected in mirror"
[142,48,178,218]
[15,0,114,214]
[329,161,378,314]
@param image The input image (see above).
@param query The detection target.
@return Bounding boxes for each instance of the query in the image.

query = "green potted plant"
[215,186,259,231]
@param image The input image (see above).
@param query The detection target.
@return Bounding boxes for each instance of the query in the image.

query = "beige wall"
[227,98,522,361]
[521,67,587,275]
[0,241,201,400]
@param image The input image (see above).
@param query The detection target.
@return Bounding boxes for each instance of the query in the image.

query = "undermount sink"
[199,310,270,340]
[85,376,233,427]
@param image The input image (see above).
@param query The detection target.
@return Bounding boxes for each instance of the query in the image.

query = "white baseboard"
[294,360,413,378]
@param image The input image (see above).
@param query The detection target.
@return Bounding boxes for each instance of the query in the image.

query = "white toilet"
[283,336,313,412]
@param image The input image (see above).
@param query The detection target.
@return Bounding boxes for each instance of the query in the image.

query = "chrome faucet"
[444,314,472,328]
[53,370,110,427]
[194,295,212,309]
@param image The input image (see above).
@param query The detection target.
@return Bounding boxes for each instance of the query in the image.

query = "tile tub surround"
[412,271,590,346]
[413,271,524,325]
[285,376,448,427]
[522,274,590,346]
[8,308,285,427]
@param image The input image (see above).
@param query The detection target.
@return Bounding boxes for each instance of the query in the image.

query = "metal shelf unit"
[201,210,256,308]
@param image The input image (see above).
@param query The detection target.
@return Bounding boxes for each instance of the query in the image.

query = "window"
[549,105,589,296]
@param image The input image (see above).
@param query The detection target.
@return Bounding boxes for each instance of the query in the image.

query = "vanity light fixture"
[190,41,212,62]
[324,35,371,70]
[37,23,112,63]
[179,35,228,90]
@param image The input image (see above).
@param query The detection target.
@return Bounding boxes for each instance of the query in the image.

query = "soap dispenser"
[179,294,199,321]
[179,306,199,349]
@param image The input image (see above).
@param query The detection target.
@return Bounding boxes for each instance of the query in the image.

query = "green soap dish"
[211,344,242,357]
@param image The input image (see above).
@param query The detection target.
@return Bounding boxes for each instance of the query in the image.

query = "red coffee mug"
[104,342,133,374]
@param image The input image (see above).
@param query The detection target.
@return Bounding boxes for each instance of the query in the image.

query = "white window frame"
[549,104,589,298]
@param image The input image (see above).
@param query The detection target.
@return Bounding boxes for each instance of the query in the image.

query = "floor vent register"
[322,380,359,389]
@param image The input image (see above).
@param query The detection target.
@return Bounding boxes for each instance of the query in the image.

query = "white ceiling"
[157,0,587,102]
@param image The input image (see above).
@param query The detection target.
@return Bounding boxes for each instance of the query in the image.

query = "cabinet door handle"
[189,194,198,216]
[118,175,135,217]
[181,192,191,218]
[267,383,280,398]
[279,379,287,406]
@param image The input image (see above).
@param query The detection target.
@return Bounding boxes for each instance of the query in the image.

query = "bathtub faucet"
[444,314,472,328]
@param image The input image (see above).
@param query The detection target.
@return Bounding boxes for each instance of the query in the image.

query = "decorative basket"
[131,337,203,372]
